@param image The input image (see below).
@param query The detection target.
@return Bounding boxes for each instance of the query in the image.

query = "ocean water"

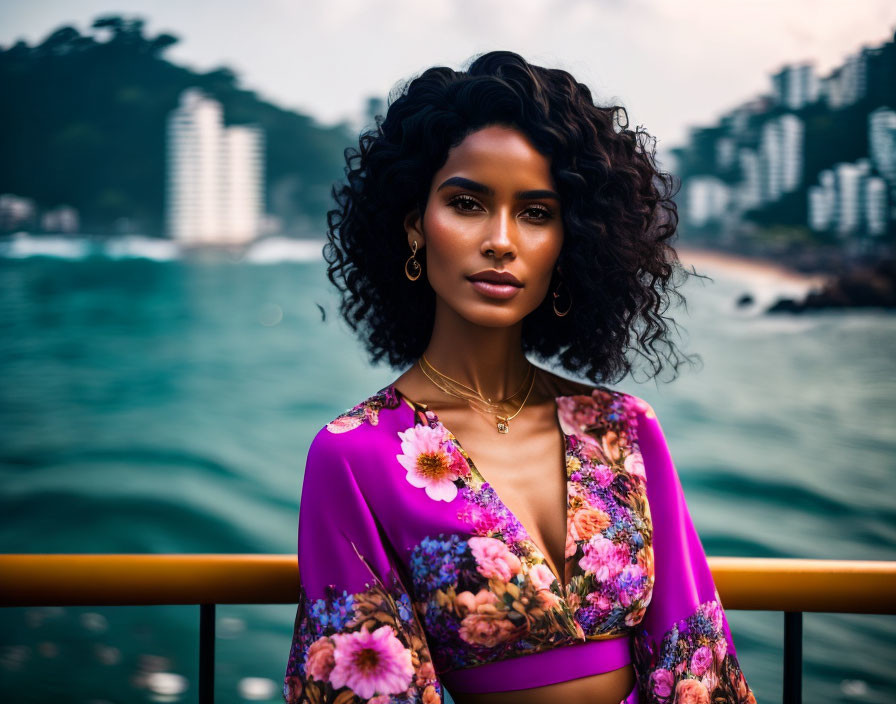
[0,235,894,703]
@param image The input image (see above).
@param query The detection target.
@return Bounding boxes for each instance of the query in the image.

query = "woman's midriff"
[447,664,636,704]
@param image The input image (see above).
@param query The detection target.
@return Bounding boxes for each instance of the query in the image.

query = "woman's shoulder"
[546,371,657,422]
[319,383,405,436]
[302,384,405,479]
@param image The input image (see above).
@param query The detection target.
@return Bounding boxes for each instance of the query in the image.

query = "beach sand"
[676,246,829,289]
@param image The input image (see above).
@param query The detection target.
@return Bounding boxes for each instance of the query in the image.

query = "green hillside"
[0,15,354,237]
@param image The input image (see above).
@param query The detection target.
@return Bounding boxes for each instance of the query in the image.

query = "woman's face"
[405,124,564,329]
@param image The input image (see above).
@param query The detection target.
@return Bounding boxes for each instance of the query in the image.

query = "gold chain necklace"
[417,355,537,434]
[421,352,532,403]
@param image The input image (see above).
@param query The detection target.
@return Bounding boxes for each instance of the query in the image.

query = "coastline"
[676,245,829,289]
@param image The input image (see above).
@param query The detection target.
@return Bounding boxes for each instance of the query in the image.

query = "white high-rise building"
[772,63,819,110]
[715,137,736,171]
[869,107,896,188]
[166,88,264,245]
[820,47,870,109]
[687,176,730,227]
[833,162,864,237]
[759,120,782,203]
[222,125,265,244]
[779,114,804,194]
[737,148,762,211]
[808,170,836,232]
[865,177,888,237]
[759,114,804,204]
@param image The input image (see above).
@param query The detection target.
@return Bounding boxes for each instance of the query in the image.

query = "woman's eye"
[449,195,482,212]
[523,206,553,221]
[447,196,553,221]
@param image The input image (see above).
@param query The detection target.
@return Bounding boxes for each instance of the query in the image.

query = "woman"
[283,51,756,704]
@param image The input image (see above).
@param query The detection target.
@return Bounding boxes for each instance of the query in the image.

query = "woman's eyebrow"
[436,176,559,201]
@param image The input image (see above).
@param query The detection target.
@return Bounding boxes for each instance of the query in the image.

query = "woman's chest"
[446,417,570,590]
[351,400,655,673]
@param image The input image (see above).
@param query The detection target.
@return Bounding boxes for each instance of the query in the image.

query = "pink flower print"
[556,396,600,435]
[690,646,713,676]
[329,624,414,699]
[713,638,728,664]
[528,561,562,609]
[326,415,364,433]
[578,536,628,581]
[528,562,556,591]
[674,678,710,704]
[454,588,518,646]
[454,588,499,617]
[579,440,608,466]
[650,668,674,699]
[396,424,466,502]
[458,608,518,647]
[468,536,522,582]
[458,503,504,535]
[593,463,614,488]
[585,591,612,615]
[625,394,655,419]
[304,636,336,682]
[705,600,724,631]
[624,451,646,480]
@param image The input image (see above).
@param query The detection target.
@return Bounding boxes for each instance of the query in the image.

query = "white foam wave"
[103,236,181,261]
[0,232,93,259]
[243,236,325,263]
[1,233,328,264]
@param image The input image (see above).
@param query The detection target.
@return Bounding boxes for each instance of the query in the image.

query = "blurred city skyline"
[3,0,896,158]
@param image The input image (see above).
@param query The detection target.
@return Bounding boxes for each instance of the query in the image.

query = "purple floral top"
[283,384,756,704]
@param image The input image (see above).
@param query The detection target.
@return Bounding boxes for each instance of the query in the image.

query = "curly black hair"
[323,50,699,384]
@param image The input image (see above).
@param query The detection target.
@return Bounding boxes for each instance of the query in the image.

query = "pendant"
[496,417,509,434]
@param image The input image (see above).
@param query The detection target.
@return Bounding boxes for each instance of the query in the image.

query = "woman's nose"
[481,208,517,259]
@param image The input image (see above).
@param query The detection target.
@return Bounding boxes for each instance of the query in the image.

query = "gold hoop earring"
[405,240,422,281]
[552,279,572,317]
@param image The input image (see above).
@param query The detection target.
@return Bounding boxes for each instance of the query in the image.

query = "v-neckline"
[389,383,575,594]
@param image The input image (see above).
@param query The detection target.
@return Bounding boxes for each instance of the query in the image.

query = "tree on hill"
[0,14,353,237]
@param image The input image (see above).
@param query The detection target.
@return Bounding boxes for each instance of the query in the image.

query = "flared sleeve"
[283,427,444,704]
[630,399,757,704]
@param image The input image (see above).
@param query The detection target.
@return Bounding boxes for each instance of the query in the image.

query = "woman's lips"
[467,278,522,300]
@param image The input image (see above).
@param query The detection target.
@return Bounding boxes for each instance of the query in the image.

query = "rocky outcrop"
[767,258,896,312]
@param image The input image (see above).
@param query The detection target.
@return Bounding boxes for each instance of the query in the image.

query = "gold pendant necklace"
[417,355,537,433]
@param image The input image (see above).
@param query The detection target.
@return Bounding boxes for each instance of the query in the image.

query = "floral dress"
[283,384,756,704]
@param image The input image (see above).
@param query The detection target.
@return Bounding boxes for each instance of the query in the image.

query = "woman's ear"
[403,208,424,248]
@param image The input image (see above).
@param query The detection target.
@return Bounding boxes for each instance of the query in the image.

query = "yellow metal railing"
[1,554,894,610]
[1,555,895,704]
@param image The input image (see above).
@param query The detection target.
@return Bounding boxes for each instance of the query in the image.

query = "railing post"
[783,611,802,704]
[199,603,215,704]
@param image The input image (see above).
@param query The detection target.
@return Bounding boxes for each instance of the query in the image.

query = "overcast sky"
[3,0,896,164]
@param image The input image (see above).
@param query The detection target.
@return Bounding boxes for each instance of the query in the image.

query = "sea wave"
[0,232,94,260]
[0,232,327,264]
[242,236,325,263]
